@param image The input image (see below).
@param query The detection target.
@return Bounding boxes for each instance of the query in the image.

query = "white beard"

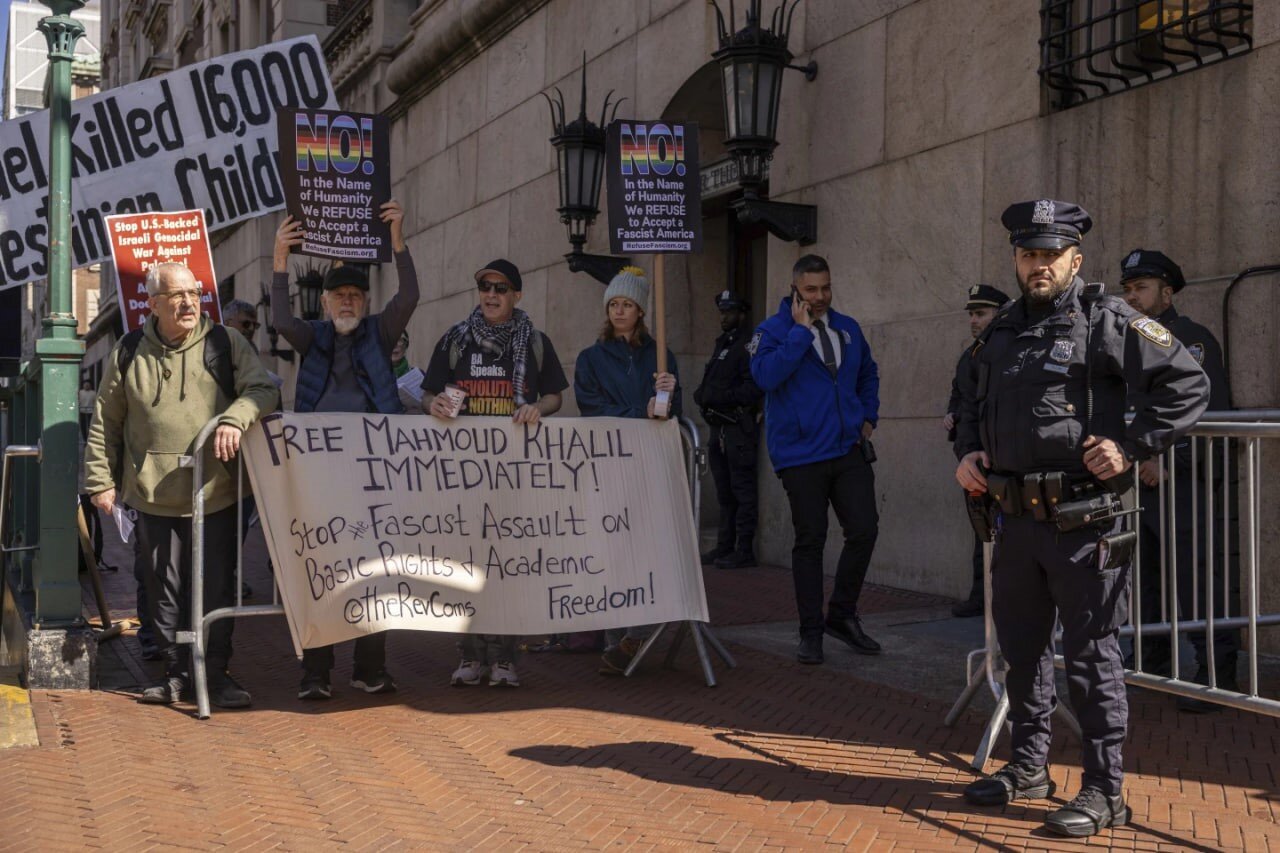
[333,316,359,335]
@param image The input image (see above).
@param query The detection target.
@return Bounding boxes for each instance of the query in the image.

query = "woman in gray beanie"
[573,265,681,674]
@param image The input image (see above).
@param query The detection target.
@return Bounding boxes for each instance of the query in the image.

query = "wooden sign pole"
[653,253,670,417]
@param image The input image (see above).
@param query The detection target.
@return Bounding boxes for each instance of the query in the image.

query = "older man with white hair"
[272,199,418,700]
[85,261,279,707]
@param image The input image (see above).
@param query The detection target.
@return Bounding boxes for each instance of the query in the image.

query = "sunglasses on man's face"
[476,280,512,295]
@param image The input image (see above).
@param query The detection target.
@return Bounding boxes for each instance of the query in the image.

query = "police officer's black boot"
[1043,787,1130,837]
[139,647,189,705]
[701,546,732,566]
[963,762,1054,806]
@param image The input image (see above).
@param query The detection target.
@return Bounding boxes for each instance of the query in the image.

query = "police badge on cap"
[1001,199,1093,249]
[965,284,1010,311]
[715,290,749,311]
[1118,248,1187,293]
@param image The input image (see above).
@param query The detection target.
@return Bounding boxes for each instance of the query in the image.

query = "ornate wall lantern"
[712,0,819,245]
[543,56,630,284]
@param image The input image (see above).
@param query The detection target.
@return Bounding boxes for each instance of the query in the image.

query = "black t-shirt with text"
[422,333,569,416]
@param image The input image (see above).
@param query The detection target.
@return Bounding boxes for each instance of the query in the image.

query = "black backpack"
[116,323,236,400]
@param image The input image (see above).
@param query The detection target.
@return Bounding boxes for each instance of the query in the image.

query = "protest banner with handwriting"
[105,209,220,332]
[242,413,709,653]
[0,36,336,292]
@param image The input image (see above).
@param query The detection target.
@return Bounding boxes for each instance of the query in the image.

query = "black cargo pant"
[708,419,759,555]
[1136,468,1240,670]
[992,513,1130,795]
[779,446,878,637]
[136,505,238,676]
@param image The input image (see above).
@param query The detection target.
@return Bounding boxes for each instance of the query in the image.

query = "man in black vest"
[272,199,419,701]
[695,290,762,569]
[1119,248,1238,711]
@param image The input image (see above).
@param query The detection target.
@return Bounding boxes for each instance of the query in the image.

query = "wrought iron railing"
[1040,1,1252,110]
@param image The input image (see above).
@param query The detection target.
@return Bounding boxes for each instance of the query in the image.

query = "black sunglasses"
[476,280,512,295]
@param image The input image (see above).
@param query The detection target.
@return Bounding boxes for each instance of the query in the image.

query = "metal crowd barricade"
[183,414,734,718]
[945,409,1280,768]
[182,416,284,720]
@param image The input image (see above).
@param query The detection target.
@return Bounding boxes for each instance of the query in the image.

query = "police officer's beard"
[1018,266,1074,305]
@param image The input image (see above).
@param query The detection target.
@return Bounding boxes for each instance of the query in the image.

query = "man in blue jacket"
[750,254,881,665]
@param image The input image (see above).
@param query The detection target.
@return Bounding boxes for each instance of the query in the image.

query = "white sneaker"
[489,661,520,688]
[450,659,487,686]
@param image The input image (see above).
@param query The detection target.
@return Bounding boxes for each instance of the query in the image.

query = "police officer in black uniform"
[955,200,1209,837]
[945,284,1010,617]
[1119,249,1239,710]
[695,290,763,569]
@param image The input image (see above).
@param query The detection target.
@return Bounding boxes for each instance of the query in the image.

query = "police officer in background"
[944,284,1009,617]
[1120,249,1238,711]
[695,291,763,569]
[955,200,1209,837]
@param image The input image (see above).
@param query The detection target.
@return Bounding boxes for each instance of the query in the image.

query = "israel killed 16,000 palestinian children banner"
[0,36,337,292]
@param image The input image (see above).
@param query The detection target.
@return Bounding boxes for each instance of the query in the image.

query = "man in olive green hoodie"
[85,262,279,707]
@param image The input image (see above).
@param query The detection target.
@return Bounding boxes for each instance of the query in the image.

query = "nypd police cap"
[1120,248,1186,293]
[1001,199,1093,249]
[715,290,749,311]
[965,284,1010,311]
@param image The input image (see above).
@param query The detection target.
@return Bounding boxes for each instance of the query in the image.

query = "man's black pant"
[136,505,238,674]
[779,446,878,637]
[303,635,387,678]
[993,514,1129,796]
[708,420,759,554]
[1136,470,1240,669]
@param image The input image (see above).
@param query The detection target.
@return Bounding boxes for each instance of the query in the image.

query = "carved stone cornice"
[383,0,551,119]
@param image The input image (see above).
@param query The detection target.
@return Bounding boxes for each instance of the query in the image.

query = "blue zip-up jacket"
[750,298,879,472]
[574,335,682,419]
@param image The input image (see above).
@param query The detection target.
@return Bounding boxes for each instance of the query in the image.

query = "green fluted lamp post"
[25,0,89,678]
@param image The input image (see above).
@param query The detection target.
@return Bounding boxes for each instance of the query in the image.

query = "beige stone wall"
[299,0,1280,616]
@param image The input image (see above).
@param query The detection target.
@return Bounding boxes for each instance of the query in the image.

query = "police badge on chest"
[1044,339,1074,374]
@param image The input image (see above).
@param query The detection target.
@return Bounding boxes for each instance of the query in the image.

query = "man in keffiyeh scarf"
[441,304,536,406]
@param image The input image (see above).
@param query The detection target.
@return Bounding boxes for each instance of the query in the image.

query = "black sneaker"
[714,551,757,570]
[1044,787,1130,837]
[350,670,397,694]
[298,674,332,700]
[209,672,252,709]
[963,762,1055,806]
[139,675,188,705]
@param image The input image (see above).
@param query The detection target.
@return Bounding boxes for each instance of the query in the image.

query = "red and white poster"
[106,209,221,332]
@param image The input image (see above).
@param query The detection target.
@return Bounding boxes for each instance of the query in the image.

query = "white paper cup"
[442,383,467,418]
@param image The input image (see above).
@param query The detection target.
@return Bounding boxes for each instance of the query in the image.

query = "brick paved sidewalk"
[1,523,1277,850]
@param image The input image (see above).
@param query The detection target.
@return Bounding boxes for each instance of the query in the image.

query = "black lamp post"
[713,0,818,245]
[543,56,630,285]
[256,263,326,363]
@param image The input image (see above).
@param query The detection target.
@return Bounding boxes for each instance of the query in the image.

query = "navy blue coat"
[574,336,682,419]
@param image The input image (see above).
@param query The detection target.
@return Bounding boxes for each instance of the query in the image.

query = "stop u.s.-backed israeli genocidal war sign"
[242,413,710,653]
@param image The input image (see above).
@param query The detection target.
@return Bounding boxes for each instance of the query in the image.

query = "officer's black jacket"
[1135,305,1230,481]
[954,278,1210,478]
[694,324,763,413]
[1156,306,1230,411]
[946,343,977,442]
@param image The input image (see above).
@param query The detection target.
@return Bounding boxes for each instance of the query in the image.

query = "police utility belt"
[987,471,1124,533]
[703,406,750,427]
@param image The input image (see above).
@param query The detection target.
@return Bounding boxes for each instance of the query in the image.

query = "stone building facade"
[86,0,1278,614]
[315,0,1279,607]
